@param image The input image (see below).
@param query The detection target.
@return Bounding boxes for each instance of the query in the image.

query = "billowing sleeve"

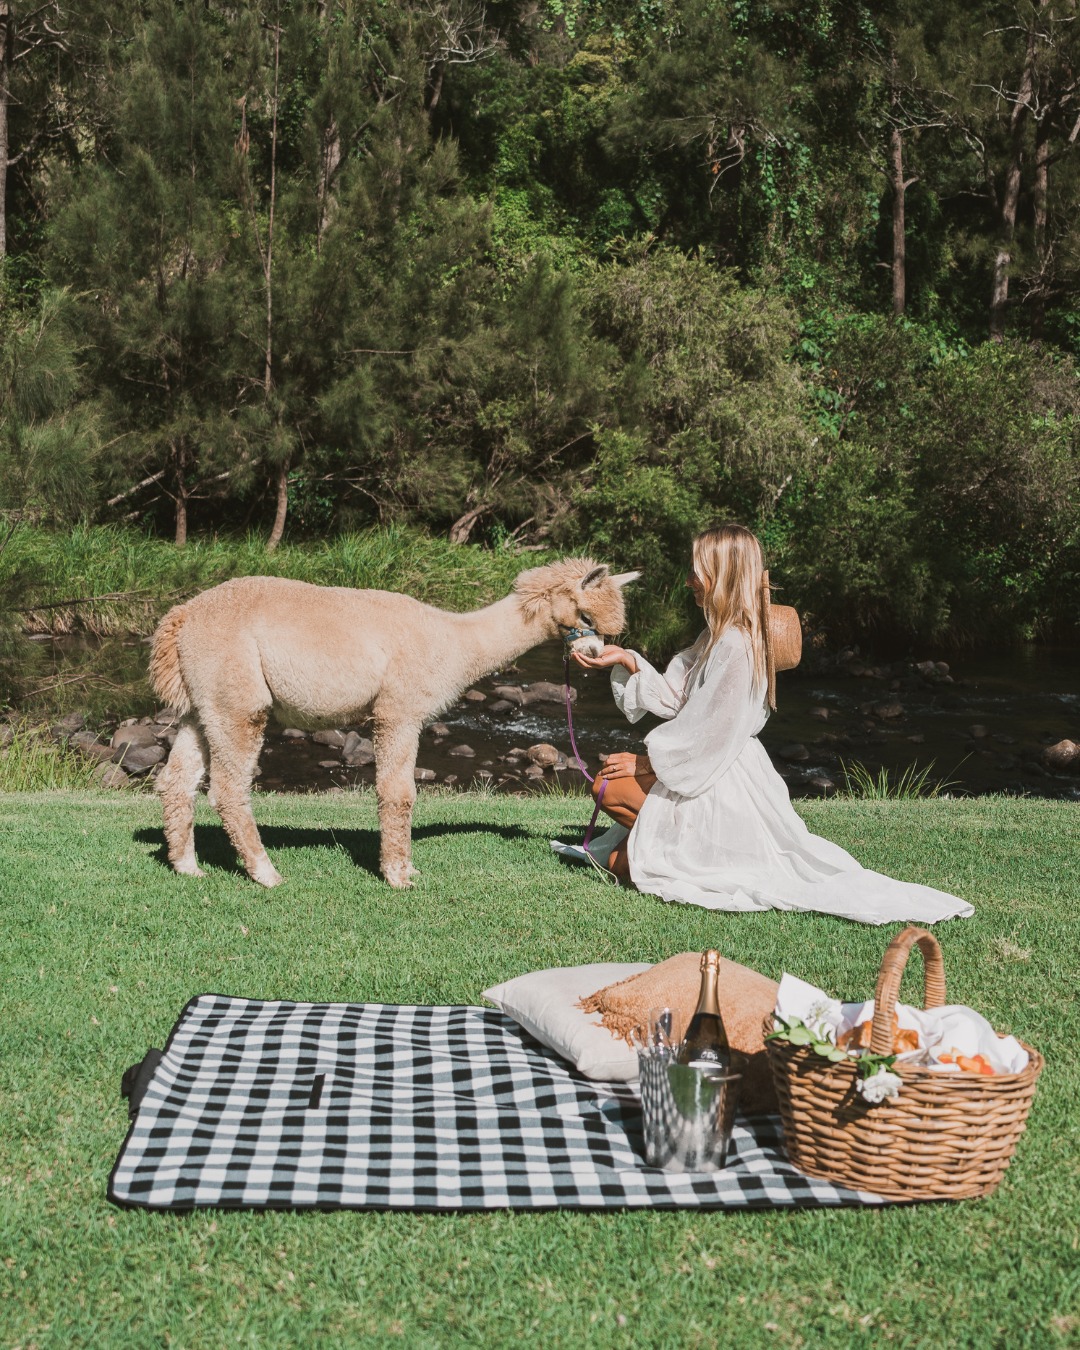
[643,631,763,797]
[610,637,706,724]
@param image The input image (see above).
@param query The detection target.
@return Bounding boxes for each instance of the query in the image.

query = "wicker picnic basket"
[764,926,1043,1201]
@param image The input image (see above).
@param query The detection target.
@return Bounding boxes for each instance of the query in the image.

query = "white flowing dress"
[608,628,973,926]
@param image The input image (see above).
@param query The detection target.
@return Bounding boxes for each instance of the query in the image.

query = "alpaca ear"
[580,565,611,590]
[610,570,642,588]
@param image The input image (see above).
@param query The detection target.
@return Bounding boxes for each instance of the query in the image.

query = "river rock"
[428,722,450,738]
[475,769,494,783]
[50,711,88,740]
[312,728,346,748]
[527,743,560,768]
[281,727,308,739]
[969,724,989,739]
[525,681,574,705]
[112,723,159,752]
[94,762,130,789]
[72,731,114,761]
[463,689,486,703]
[907,733,926,744]
[448,743,476,758]
[524,764,545,779]
[861,701,903,720]
[318,759,340,770]
[443,774,459,787]
[488,700,514,714]
[414,767,436,782]
[493,685,527,706]
[809,707,830,721]
[778,743,810,763]
[342,732,375,766]
[807,774,837,795]
[1043,739,1080,772]
[153,707,179,725]
[115,743,166,774]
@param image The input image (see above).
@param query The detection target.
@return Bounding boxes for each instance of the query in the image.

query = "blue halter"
[561,625,599,648]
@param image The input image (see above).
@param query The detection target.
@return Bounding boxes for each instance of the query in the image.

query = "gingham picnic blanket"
[108,995,888,1211]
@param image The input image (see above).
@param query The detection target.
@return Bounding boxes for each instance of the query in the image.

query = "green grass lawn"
[1,789,1077,1348]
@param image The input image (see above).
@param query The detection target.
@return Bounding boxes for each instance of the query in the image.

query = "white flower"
[856,1068,903,1104]
[806,997,842,1043]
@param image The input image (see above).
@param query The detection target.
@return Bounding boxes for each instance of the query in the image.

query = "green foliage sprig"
[766,1015,899,1083]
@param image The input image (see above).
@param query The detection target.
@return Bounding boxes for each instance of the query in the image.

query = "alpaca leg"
[157,718,209,876]
[374,720,421,889]
[205,714,282,888]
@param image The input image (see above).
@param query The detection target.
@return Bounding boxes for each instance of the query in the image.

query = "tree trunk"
[989,20,1039,342]
[316,117,341,253]
[1031,115,1051,342]
[449,503,488,545]
[263,19,281,551]
[427,62,445,113]
[0,2,11,261]
[263,21,279,400]
[889,118,906,317]
[173,442,189,548]
[266,459,289,552]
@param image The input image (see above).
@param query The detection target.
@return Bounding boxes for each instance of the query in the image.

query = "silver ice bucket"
[638,1051,741,1172]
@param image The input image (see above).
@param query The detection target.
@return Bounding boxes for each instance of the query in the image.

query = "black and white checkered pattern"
[109,996,888,1211]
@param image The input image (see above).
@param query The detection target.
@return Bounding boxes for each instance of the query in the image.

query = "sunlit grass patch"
[0,790,1076,1346]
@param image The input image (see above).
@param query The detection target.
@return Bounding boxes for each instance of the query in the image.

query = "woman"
[571,524,973,926]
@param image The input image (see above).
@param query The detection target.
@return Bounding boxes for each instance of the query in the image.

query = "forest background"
[1,0,1080,668]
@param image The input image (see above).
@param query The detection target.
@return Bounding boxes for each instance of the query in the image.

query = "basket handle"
[869,925,947,1056]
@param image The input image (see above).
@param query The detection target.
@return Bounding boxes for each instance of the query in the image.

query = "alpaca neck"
[450,593,554,685]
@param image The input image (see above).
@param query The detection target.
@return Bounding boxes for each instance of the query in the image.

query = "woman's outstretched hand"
[570,644,639,674]
[599,752,655,782]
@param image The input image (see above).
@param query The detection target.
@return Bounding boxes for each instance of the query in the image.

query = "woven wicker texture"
[761,570,801,711]
[765,926,1043,1201]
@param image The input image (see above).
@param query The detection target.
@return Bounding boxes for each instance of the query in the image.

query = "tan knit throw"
[578,952,781,1114]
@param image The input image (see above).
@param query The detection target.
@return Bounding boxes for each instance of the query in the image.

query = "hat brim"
[762,571,802,711]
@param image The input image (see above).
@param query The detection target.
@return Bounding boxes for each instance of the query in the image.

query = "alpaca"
[149,559,638,888]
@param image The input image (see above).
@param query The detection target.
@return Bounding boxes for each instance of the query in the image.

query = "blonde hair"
[691,524,768,693]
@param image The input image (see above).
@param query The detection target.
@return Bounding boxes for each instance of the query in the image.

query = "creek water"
[36,635,1080,799]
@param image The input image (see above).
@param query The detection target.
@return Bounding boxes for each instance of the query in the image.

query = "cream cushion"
[482,962,650,1082]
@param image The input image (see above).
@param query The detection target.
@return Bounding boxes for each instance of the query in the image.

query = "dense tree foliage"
[1,0,1078,646]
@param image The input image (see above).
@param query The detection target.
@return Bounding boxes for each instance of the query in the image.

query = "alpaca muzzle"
[563,630,605,658]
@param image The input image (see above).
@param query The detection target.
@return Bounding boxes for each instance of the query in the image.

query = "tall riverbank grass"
[0,726,100,791]
[0,790,1076,1347]
[5,523,554,636]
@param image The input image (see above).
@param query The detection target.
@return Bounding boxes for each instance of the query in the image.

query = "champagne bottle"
[676,950,731,1071]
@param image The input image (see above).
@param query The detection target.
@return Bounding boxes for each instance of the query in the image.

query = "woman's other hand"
[599,751,655,782]
[570,645,639,674]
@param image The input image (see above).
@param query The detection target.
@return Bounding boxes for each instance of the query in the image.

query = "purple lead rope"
[563,653,607,850]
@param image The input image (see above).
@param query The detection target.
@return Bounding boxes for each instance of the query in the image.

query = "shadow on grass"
[133,820,537,879]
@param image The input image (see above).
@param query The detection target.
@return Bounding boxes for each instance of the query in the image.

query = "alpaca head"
[513,558,640,655]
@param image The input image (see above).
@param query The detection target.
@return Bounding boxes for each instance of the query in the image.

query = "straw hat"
[761,570,801,711]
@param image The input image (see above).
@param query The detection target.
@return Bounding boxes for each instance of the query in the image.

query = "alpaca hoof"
[172,860,206,879]
[383,862,415,889]
[251,860,284,888]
